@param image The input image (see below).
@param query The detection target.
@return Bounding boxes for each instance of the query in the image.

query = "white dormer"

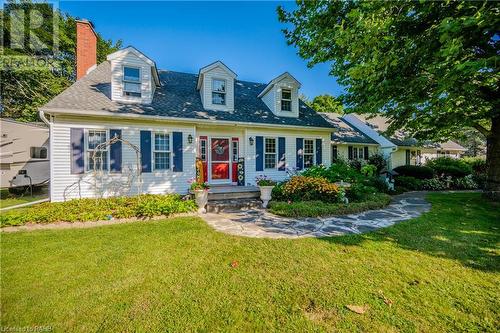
[107,46,160,104]
[197,61,237,111]
[258,72,301,118]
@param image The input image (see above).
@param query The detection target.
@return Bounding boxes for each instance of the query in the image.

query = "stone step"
[207,199,262,213]
[208,190,260,201]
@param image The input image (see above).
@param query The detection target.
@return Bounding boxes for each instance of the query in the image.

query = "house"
[341,114,466,169]
[0,119,50,190]
[40,20,334,202]
[319,113,379,162]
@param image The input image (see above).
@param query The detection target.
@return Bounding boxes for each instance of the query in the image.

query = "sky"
[59,1,344,99]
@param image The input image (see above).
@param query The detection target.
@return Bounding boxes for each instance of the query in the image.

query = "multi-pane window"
[281,89,292,111]
[331,145,338,162]
[200,139,207,161]
[212,79,226,105]
[232,141,239,162]
[264,138,277,169]
[154,133,170,170]
[87,130,108,171]
[353,147,359,159]
[303,139,314,168]
[358,147,364,159]
[30,147,47,159]
[123,66,141,97]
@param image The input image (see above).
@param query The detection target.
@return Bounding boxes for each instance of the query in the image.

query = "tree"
[0,1,121,122]
[278,1,499,198]
[310,94,343,114]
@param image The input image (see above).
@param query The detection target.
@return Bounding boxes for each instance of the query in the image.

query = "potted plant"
[255,175,277,208]
[189,179,210,213]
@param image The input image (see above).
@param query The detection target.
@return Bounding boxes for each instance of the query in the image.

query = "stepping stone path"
[202,192,431,238]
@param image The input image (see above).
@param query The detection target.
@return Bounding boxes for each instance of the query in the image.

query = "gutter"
[40,107,335,132]
[38,110,51,126]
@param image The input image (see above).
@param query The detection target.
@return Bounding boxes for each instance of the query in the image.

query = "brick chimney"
[76,19,97,80]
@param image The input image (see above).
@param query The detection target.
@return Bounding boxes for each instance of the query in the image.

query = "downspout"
[39,109,52,202]
[39,109,50,126]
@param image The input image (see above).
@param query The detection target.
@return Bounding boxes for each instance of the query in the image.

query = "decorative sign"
[215,145,225,155]
[237,157,245,186]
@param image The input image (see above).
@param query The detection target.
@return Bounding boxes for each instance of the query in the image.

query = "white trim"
[211,77,227,105]
[197,61,237,90]
[84,128,110,172]
[41,108,334,132]
[264,136,278,170]
[152,131,172,171]
[303,138,315,168]
[258,72,301,98]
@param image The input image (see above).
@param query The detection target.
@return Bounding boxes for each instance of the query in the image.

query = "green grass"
[0,188,48,209]
[1,193,499,332]
[269,193,392,217]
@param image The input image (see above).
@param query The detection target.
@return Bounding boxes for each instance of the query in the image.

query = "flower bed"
[269,193,391,218]
[0,194,196,227]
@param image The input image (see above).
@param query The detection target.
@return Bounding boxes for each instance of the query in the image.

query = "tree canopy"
[278,0,500,194]
[309,94,343,114]
[1,1,121,121]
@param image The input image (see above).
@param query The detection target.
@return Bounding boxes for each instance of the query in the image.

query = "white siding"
[331,144,379,162]
[245,128,331,185]
[260,76,299,118]
[110,53,155,104]
[50,117,196,202]
[200,66,235,111]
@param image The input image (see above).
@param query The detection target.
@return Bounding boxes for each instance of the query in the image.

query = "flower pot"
[259,185,274,208]
[193,189,209,214]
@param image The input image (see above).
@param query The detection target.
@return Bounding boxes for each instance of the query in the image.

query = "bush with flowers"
[280,175,341,203]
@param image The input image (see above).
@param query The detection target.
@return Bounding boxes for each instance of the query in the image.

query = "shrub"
[346,183,378,202]
[452,175,479,190]
[421,178,447,191]
[368,153,387,173]
[462,157,487,174]
[395,176,423,191]
[393,165,435,179]
[269,193,392,217]
[364,176,391,193]
[361,164,377,177]
[280,176,341,203]
[426,157,472,178]
[300,162,362,183]
[0,194,196,227]
[348,158,366,171]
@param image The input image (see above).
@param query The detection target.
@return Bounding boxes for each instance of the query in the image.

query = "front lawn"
[1,193,499,332]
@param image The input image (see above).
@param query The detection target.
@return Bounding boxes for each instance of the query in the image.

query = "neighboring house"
[342,114,466,169]
[40,20,334,202]
[320,113,379,162]
[0,119,50,189]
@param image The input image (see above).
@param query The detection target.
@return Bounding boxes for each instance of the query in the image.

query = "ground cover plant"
[0,194,196,227]
[1,193,498,332]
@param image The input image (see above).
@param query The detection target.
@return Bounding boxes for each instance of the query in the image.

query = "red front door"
[211,138,230,182]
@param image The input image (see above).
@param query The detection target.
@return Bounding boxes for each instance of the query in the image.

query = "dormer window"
[212,79,226,105]
[281,89,292,111]
[123,66,141,97]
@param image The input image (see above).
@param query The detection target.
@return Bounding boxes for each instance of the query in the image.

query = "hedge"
[0,194,196,227]
[268,193,391,218]
[393,165,435,179]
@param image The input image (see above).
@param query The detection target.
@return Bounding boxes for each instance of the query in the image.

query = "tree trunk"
[485,115,500,200]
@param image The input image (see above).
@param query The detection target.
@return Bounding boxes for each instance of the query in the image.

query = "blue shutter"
[278,137,286,171]
[70,128,84,174]
[348,146,353,160]
[110,129,122,172]
[364,146,369,160]
[315,139,322,165]
[140,130,151,173]
[296,138,303,170]
[173,132,183,172]
[255,136,263,171]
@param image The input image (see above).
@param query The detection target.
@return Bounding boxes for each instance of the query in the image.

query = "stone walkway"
[202,192,431,239]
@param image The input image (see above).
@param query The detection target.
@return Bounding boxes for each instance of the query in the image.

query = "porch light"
[249,137,254,146]
[188,134,193,144]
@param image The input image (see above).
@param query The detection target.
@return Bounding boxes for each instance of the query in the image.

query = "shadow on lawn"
[322,193,500,273]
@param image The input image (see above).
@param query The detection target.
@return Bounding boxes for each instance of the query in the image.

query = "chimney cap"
[76,19,97,37]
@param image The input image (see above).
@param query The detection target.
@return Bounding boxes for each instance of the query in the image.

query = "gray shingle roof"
[43,61,333,129]
[319,113,377,144]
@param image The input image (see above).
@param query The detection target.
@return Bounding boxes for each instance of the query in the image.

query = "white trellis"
[63,134,143,201]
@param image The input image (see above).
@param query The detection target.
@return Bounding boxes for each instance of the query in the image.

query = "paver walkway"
[202,192,431,239]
